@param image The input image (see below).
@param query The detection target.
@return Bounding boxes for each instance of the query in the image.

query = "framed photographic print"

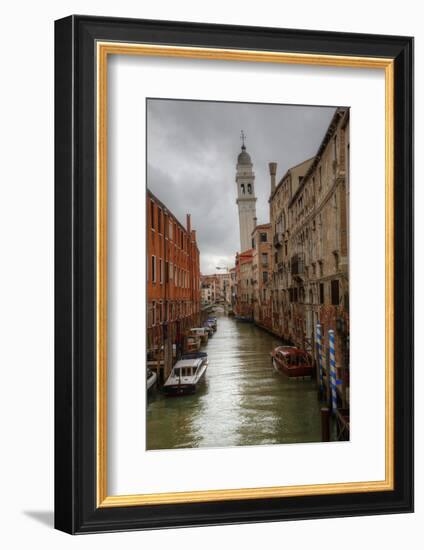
[54,15,414,533]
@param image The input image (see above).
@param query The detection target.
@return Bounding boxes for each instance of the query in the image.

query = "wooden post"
[321,407,330,442]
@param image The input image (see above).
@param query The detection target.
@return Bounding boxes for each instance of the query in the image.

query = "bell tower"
[236,131,257,252]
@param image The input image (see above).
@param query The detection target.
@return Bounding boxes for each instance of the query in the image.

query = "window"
[157,208,162,234]
[262,271,268,283]
[169,262,173,280]
[331,280,340,305]
[319,283,325,305]
[151,255,156,282]
[150,201,155,229]
[333,251,339,271]
[169,220,173,240]
[261,253,268,266]
[165,261,169,283]
[260,232,267,242]
[159,259,163,284]
[152,301,156,325]
[247,183,252,194]
[241,183,245,194]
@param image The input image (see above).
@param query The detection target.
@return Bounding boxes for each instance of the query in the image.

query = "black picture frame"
[55,15,414,534]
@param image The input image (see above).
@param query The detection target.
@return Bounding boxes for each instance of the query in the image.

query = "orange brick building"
[147,190,201,366]
[234,249,254,319]
[251,223,273,331]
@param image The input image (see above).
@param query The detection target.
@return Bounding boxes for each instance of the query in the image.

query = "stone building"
[235,136,257,253]
[251,223,273,331]
[200,274,219,305]
[201,272,232,306]
[215,272,232,305]
[147,189,201,375]
[268,107,350,406]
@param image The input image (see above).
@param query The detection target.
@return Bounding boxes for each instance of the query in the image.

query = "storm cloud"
[147,99,336,274]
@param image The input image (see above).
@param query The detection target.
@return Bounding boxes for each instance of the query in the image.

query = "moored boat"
[202,323,214,337]
[185,334,201,353]
[189,327,209,344]
[235,315,252,322]
[271,346,314,378]
[163,352,208,396]
[206,317,217,331]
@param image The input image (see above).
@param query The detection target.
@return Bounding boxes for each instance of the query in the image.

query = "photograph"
[145,99,350,450]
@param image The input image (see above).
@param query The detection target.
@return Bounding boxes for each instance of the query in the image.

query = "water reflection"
[146,314,322,450]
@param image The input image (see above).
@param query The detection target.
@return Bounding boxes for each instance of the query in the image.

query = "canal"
[146,313,322,450]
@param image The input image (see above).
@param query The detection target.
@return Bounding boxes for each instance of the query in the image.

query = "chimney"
[186,213,191,233]
[269,162,277,194]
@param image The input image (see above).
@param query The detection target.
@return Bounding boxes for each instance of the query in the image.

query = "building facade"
[251,223,273,331]
[268,107,350,406]
[200,274,219,305]
[147,190,201,376]
[201,273,233,306]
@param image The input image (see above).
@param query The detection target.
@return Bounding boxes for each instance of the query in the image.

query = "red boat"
[271,346,314,378]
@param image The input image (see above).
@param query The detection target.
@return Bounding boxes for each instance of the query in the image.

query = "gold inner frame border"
[96,42,394,508]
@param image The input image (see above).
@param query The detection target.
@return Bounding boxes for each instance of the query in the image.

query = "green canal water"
[146,313,322,450]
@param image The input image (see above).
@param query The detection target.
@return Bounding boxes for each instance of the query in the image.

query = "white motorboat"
[163,352,208,396]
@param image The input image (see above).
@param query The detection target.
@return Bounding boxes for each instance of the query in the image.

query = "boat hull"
[272,357,314,378]
[163,383,197,396]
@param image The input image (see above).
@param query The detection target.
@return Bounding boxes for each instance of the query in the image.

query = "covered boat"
[206,317,217,331]
[163,352,208,396]
[271,346,314,378]
[189,327,209,344]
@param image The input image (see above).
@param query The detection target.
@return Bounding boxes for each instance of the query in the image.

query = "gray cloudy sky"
[147,99,336,274]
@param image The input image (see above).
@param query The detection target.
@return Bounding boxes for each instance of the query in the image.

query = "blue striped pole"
[316,323,324,393]
[329,329,338,413]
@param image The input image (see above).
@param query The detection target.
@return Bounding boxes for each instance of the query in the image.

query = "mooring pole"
[316,323,324,398]
[329,329,338,414]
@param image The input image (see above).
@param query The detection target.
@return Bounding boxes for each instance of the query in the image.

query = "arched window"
[241,184,245,194]
[247,183,252,194]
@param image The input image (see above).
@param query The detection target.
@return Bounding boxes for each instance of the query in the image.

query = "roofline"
[288,107,349,207]
[147,188,189,234]
[269,156,315,202]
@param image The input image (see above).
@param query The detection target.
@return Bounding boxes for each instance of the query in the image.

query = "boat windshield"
[287,353,308,366]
